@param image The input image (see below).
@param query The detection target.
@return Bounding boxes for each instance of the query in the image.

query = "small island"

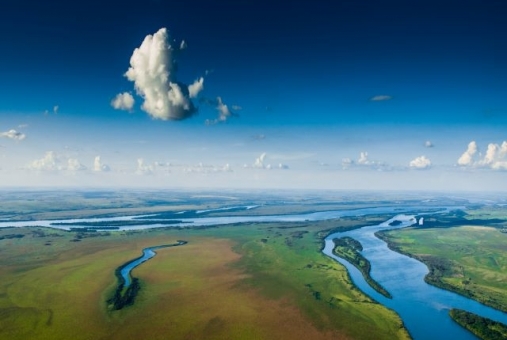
[332,237,392,298]
[450,309,507,340]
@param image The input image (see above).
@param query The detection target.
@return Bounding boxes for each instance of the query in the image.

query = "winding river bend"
[119,241,187,288]
[323,214,507,340]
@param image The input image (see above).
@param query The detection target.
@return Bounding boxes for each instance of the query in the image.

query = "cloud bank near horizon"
[457,140,507,170]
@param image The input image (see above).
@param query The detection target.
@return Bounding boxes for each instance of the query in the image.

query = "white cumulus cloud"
[457,141,477,166]
[29,152,89,171]
[29,151,60,171]
[254,153,267,168]
[136,158,153,175]
[1,129,26,141]
[123,28,202,120]
[342,152,390,171]
[357,152,370,165]
[424,140,434,148]
[409,155,431,169]
[111,92,135,111]
[457,140,507,170]
[477,141,507,170]
[67,158,87,171]
[93,156,111,172]
[188,77,204,98]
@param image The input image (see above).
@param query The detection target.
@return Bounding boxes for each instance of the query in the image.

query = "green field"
[378,225,507,312]
[0,216,409,340]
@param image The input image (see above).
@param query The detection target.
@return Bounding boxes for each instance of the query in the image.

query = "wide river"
[323,214,507,339]
[2,205,507,339]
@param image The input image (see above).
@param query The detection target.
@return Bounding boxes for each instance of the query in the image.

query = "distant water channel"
[323,214,507,340]
[2,205,507,338]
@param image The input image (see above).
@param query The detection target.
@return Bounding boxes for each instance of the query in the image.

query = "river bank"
[376,227,507,314]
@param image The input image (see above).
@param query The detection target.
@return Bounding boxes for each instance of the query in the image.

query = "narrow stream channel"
[119,241,188,288]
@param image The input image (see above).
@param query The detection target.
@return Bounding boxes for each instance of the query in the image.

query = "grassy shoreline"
[376,227,507,313]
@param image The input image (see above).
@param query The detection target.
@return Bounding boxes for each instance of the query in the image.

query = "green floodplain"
[377,207,507,313]
[0,221,409,340]
[1,191,507,339]
[0,214,408,339]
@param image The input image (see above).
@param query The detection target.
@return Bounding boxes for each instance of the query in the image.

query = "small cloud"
[357,152,370,165]
[409,155,431,169]
[136,158,153,175]
[188,77,204,98]
[341,157,354,168]
[18,124,28,129]
[44,106,59,116]
[245,153,287,170]
[477,141,507,170]
[343,152,390,171]
[370,95,392,101]
[111,92,135,111]
[179,40,187,50]
[67,158,87,171]
[1,129,26,141]
[457,141,477,166]
[29,151,60,171]
[254,152,267,168]
[93,156,111,172]
[205,97,238,125]
[252,134,265,141]
[231,105,242,111]
[424,140,434,148]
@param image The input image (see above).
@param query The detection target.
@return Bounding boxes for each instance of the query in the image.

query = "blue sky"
[1,1,506,191]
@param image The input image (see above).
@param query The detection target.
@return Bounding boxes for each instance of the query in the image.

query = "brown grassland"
[0,218,409,340]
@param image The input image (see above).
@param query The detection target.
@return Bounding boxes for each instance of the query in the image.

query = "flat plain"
[378,207,507,313]
[0,190,412,340]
